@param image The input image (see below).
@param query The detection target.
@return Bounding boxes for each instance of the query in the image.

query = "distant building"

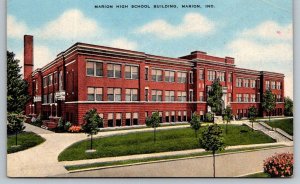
[23,35,284,128]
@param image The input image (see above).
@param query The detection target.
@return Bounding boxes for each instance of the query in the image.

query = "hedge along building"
[23,35,285,128]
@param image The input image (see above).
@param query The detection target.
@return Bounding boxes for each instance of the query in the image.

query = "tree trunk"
[252,121,254,132]
[15,131,18,146]
[213,150,216,178]
[90,134,93,150]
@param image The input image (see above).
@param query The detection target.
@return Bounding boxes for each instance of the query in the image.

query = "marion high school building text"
[23,35,285,128]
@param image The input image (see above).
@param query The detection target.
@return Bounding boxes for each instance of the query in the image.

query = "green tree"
[262,90,276,124]
[207,78,223,122]
[223,106,233,134]
[189,112,201,138]
[146,112,160,143]
[82,108,103,150]
[284,97,293,116]
[199,124,225,178]
[7,113,26,146]
[248,106,257,131]
[7,51,30,113]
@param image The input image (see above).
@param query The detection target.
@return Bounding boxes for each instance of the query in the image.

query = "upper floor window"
[228,93,232,102]
[43,77,47,88]
[199,92,204,101]
[145,68,149,80]
[216,71,225,81]
[177,72,187,83]
[165,70,175,82]
[87,87,103,101]
[236,78,242,87]
[250,94,256,102]
[208,70,215,81]
[48,74,53,86]
[86,61,103,77]
[250,80,256,88]
[189,90,193,102]
[244,79,249,88]
[107,64,121,78]
[43,94,47,103]
[237,94,242,102]
[189,71,193,84]
[151,90,162,101]
[48,93,53,103]
[244,94,249,102]
[257,80,260,89]
[228,73,232,82]
[54,72,58,84]
[276,82,281,90]
[266,81,270,90]
[276,94,282,102]
[165,91,175,101]
[151,69,163,82]
[271,81,276,89]
[59,71,63,91]
[125,65,139,79]
[107,88,121,101]
[199,69,204,80]
[126,89,138,101]
[177,91,187,102]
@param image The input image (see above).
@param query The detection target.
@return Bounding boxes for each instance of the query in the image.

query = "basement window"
[133,113,139,125]
[108,113,114,127]
[171,111,175,122]
[126,113,131,126]
[116,113,122,126]
[177,111,182,122]
[165,112,170,122]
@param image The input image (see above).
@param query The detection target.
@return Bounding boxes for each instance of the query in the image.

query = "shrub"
[263,153,293,177]
[31,114,43,127]
[205,112,214,122]
[64,121,72,131]
[68,125,82,133]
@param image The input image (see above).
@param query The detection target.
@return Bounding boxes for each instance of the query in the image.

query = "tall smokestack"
[24,35,33,79]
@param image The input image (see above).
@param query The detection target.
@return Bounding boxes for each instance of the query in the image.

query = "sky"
[7,0,293,99]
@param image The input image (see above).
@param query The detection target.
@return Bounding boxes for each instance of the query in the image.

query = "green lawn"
[58,125,275,161]
[266,118,293,135]
[7,132,45,154]
[244,172,271,178]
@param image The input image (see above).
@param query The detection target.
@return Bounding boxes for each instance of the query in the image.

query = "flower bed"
[263,153,293,177]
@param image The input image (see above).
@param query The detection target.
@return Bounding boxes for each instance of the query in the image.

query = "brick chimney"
[24,35,33,80]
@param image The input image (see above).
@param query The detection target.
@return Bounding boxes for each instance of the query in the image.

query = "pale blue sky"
[7,0,293,98]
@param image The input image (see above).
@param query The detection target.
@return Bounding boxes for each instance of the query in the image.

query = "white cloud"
[36,9,102,40]
[136,13,215,39]
[109,38,138,50]
[7,15,28,39]
[225,21,293,99]
[241,21,292,41]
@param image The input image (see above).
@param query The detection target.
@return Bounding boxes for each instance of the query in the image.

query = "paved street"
[57,146,293,177]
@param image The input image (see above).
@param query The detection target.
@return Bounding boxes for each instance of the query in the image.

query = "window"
[177,111,182,122]
[116,113,122,126]
[126,89,138,101]
[276,82,281,90]
[183,111,187,121]
[257,93,260,102]
[171,111,175,122]
[236,78,242,87]
[237,94,242,102]
[43,77,47,88]
[151,69,163,81]
[86,61,103,77]
[125,65,139,79]
[244,94,249,102]
[271,81,276,89]
[87,87,103,101]
[151,90,162,101]
[108,113,114,127]
[133,113,139,125]
[189,71,193,84]
[59,71,63,91]
[126,113,131,126]
[266,81,270,90]
[145,68,149,80]
[107,88,121,101]
[250,80,256,88]
[199,69,204,80]
[228,93,232,102]
[165,70,175,82]
[107,64,121,78]
[159,112,163,123]
[199,92,204,101]
[145,89,149,101]
[177,91,187,102]
[48,93,53,103]
[217,71,225,81]
[244,79,249,88]
[208,70,215,81]
[48,74,53,86]
[189,90,193,102]
[165,91,175,101]
[251,94,256,102]
[228,73,232,82]
[165,112,170,122]
[54,72,58,84]
[43,94,47,103]
[257,80,260,89]
[177,72,187,83]
[35,80,38,93]
[277,95,282,102]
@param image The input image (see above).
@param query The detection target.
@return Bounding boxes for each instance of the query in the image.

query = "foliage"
[68,125,82,133]
[207,78,223,117]
[82,108,103,150]
[146,111,161,143]
[284,97,293,116]
[7,132,45,154]
[64,121,72,132]
[56,117,64,132]
[263,153,293,177]
[262,90,276,123]
[205,112,214,122]
[248,106,258,131]
[58,125,275,161]
[31,114,43,127]
[7,51,30,113]
[189,112,201,137]
[223,106,233,134]
[7,112,26,145]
